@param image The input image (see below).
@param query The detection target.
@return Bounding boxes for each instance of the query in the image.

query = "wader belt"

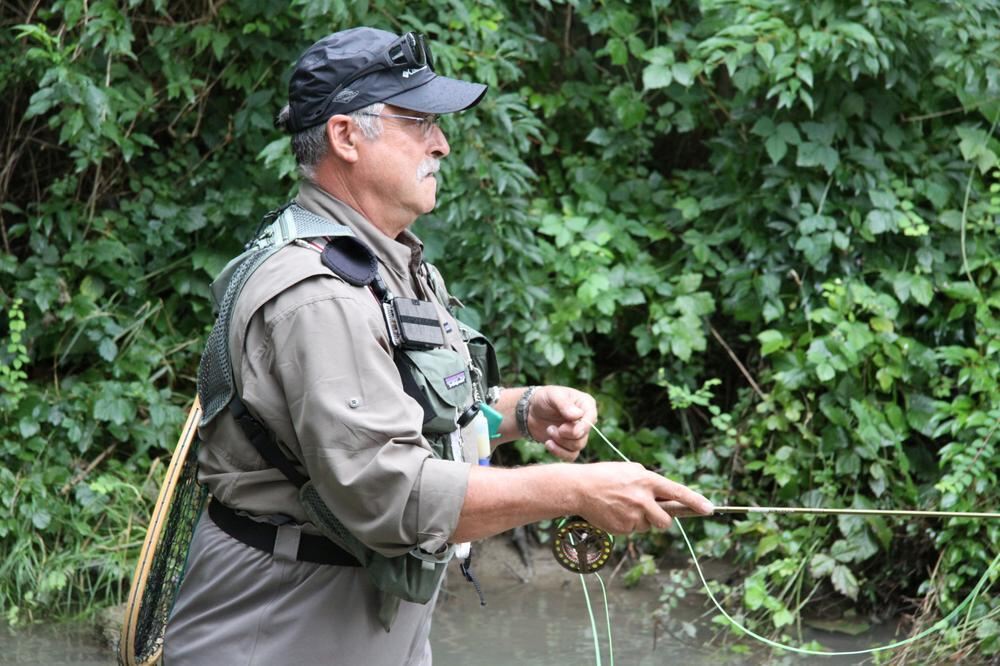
[208,499,361,567]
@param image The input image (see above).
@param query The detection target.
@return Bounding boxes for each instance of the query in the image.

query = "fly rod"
[658,501,1000,520]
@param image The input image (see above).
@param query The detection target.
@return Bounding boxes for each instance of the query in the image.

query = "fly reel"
[551,519,613,574]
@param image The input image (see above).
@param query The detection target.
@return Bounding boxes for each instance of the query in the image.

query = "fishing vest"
[196,203,499,630]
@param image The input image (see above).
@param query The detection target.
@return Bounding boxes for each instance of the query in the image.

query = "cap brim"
[381,74,487,114]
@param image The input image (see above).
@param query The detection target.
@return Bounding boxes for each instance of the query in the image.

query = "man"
[164,27,713,665]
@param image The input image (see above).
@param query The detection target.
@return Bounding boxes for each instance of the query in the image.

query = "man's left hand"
[527,386,598,462]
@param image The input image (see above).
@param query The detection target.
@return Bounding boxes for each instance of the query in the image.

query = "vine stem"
[708,323,766,400]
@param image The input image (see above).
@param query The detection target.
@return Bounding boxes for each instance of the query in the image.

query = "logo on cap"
[401,66,428,79]
[334,89,360,103]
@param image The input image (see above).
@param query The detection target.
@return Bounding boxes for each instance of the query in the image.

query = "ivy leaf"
[831,564,859,600]
[796,62,813,87]
[98,338,118,362]
[758,329,789,356]
[772,608,795,628]
[751,117,775,136]
[642,63,673,90]
[831,22,877,46]
[541,340,564,366]
[756,42,775,66]
[957,126,999,174]
[744,577,766,610]
[892,272,934,306]
[909,277,934,305]
[796,142,840,173]
[811,553,836,577]
[19,418,39,439]
[94,394,135,426]
[777,122,801,144]
[869,316,894,333]
[941,281,980,301]
[32,509,52,531]
[868,190,899,209]
[865,209,894,234]
[606,37,628,66]
[672,62,696,87]
[765,134,787,164]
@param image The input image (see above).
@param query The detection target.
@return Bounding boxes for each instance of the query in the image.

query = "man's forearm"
[450,463,577,542]
[449,459,716,542]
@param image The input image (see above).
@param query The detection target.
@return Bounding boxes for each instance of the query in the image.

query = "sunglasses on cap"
[327,32,435,103]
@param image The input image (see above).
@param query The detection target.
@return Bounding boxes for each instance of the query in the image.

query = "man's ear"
[325,115,359,163]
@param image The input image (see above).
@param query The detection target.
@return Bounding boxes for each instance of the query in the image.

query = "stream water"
[431,549,892,666]
[0,540,899,665]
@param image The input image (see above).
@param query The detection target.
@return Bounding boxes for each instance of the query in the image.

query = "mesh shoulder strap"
[197,204,353,426]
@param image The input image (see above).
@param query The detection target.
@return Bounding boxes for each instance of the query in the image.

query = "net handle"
[119,397,202,666]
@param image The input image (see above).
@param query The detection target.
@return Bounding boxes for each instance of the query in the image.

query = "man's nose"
[428,123,450,159]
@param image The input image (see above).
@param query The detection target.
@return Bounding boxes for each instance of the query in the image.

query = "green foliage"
[2,0,998,659]
[622,552,658,589]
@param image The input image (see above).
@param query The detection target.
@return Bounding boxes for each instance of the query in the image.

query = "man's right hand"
[453,460,714,543]
[573,462,714,535]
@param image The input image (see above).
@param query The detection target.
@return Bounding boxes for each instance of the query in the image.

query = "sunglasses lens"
[381,33,433,71]
[405,33,420,64]
[387,41,407,66]
[417,34,433,70]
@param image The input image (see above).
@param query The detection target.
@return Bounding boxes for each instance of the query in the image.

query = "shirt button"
[348,398,361,409]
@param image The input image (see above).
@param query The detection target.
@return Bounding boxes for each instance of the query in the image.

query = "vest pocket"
[399,348,473,435]
[459,323,500,399]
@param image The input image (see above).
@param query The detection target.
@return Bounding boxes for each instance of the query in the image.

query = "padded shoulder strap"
[197,203,355,426]
[321,236,378,287]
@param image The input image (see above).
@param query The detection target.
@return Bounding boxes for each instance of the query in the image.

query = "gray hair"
[274,102,385,181]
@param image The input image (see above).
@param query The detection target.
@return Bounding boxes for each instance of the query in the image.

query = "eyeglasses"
[358,112,440,137]
[327,32,434,104]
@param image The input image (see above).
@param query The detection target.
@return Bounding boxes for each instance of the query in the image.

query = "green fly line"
[569,533,615,666]
[573,419,999,661]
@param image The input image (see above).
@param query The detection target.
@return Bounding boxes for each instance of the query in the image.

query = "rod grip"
[658,500,711,518]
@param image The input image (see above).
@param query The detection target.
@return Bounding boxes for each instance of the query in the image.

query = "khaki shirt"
[197,182,475,557]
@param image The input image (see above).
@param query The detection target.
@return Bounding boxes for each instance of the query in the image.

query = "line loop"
[578,419,999,658]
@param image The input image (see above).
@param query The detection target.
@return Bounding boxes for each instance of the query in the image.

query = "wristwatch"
[515,386,538,441]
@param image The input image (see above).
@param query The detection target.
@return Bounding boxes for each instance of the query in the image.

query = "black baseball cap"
[283,27,488,133]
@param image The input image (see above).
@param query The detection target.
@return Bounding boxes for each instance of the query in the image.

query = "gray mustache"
[416,158,440,180]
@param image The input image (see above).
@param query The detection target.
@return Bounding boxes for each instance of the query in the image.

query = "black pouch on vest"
[384,298,446,350]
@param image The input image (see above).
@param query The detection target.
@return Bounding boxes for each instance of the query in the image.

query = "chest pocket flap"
[399,348,473,436]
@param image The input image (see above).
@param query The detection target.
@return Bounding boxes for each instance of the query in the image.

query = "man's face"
[355,104,450,230]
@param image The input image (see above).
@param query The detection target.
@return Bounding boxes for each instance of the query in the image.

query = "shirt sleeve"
[249,284,471,558]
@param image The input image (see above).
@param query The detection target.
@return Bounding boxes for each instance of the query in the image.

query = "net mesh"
[198,244,275,425]
[125,443,208,665]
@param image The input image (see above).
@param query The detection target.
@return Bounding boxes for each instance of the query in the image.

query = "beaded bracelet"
[515,386,538,441]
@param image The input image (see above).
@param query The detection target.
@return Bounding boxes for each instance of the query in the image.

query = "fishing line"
[575,419,1000,659]
[569,531,615,665]
[673,517,1000,657]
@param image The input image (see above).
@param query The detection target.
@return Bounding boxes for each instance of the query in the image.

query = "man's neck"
[310,175,411,239]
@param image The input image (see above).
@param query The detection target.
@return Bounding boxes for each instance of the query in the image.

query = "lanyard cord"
[578,419,1000,659]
